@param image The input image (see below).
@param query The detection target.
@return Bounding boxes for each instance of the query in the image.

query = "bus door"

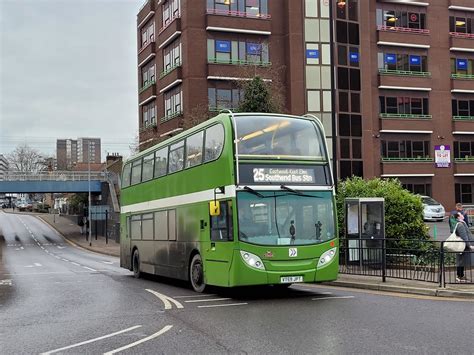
[202,200,235,287]
[120,213,132,269]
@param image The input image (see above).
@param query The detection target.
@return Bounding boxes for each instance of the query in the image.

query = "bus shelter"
[344,198,385,268]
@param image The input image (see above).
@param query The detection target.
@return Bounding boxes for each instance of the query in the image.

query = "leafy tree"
[336,177,431,252]
[238,76,278,113]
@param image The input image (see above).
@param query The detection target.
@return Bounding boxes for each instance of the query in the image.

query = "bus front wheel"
[190,254,206,293]
[132,249,141,279]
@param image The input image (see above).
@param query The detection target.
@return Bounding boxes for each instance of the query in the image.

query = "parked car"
[18,202,33,212]
[421,196,445,222]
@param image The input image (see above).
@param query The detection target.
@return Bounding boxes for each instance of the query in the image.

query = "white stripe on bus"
[121,184,332,214]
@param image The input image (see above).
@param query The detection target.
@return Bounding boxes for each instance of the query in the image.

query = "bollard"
[433,224,437,240]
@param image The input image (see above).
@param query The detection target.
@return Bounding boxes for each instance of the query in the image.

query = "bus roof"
[125,112,323,165]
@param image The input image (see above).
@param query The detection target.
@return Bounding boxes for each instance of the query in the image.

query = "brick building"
[136,0,474,208]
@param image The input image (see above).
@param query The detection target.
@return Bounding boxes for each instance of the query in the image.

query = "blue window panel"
[246,43,261,55]
[349,52,359,63]
[409,55,421,65]
[215,40,231,53]
[306,49,319,59]
[456,59,467,70]
[385,53,396,64]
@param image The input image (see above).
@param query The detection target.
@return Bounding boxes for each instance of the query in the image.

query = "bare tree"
[129,131,140,155]
[7,144,47,174]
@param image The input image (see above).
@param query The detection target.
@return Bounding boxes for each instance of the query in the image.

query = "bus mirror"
[209,201,220,216]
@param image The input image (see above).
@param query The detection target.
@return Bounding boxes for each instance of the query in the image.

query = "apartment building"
[0,154,8,181]
[136,0,474,207]
[56,137,101,169]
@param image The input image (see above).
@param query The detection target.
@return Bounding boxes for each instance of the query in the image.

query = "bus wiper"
[280,185,303,195]
[243,186,264,198]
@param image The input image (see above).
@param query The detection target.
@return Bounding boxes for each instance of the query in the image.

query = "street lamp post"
[88,142,92,247]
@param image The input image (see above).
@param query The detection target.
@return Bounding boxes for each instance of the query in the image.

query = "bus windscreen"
[235,115,326,159]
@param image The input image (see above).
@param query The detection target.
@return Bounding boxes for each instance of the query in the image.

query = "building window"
[208,85,244,111]
[381,140,430,159]
[140,20,155,48]
[162,0,180,27]
[456,183,473,204]
[164,86,182,119]
[452,99,474,117]
[378,52,428,73]
[449,15,473,35]
[402,183,431,196]
[207,39,269,65]
[450,58,474,76]
[163,40,181,73]
[376,9,426,30]
[142,101,156,127]
[207,0,268,18]
[141,61,156,88]
[454,141,474,159]
[379,96,429,116]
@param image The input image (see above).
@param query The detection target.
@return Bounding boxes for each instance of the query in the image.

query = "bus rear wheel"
[190,254,206,293]
[132,249,141,279]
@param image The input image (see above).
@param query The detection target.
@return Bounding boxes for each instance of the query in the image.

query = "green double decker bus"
[120,112,338,292]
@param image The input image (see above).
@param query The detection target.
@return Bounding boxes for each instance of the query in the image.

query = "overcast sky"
[0,0,143,160]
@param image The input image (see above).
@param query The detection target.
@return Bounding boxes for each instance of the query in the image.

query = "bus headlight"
[240,251,265,270]
[317,247,337,269]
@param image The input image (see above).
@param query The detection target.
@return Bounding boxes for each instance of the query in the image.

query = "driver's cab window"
[210,201,233,241]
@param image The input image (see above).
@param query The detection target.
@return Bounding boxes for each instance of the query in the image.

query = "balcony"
[207,62,271,80]
[378,71,431,90]
[450,32,474,50]
[137,0,155,28]
[158,66,182,91]
[206,8,271,20]
[208,58,271,67]
[377,26,430,47]
[451,73,474,80]
[380,115,433,131]
[449,0,474,8]
[138,82,156,105]
[451,74,474,91]
[159,62,182,79]
[381,158,435,175]
[139,122,157,133]
[454,158,474,175]
[138,41,156,67]
[379,69,431,78]
[453,118,474,132]
[160,110,183,123]
[453,116,474,121]
[139,80,156,94]
[158,16,181,45]
[206,10,271,34]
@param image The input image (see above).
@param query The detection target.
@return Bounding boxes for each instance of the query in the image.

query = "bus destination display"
[239,164,330,185]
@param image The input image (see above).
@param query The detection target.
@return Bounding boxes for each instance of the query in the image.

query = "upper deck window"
[235,115,326,159]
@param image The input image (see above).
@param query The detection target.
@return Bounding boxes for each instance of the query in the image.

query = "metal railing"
[377,25,430,35]
[208,58,272,67]
[159,62,182,78]
[5,171,107,181]
[206,8,271,19]
[452,73,474,80]
[454,157,474,162]
[449,32,474,39]
[160,110,183,123]
[381,157,434,162]
[380,113,432,119]
[139,80,156,93]
[339,238,473,286]
[379,69,431,77]
[453,116,474,121]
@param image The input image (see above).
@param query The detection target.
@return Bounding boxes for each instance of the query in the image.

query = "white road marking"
[61,259,69,262]
[311,296,355,301]
[198,303,248,308]
[185,298,232,303]
[57,246,65,249]
[40,325,142,355]
[82,266,97,272]
[0,279,13,286]
[102,261,113,264]
[71,262,81,266]
[103,325,173,355]
[173,294,218,299]
[34,263,42,267]
[145,289,184,309]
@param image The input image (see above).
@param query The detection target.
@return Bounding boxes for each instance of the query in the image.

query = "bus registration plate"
[280,276,303,283]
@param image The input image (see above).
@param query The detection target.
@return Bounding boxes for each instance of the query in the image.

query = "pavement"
[2,209,474,299]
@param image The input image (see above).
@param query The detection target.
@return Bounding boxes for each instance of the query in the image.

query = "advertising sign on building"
[435,145,451,168]
[349,52,359,63]
[215,40,231,53]
[456,59,467,70]
[410,55,421,65]
[306,49,319,59]
[246,43,261,55]
[385,53,396,64]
